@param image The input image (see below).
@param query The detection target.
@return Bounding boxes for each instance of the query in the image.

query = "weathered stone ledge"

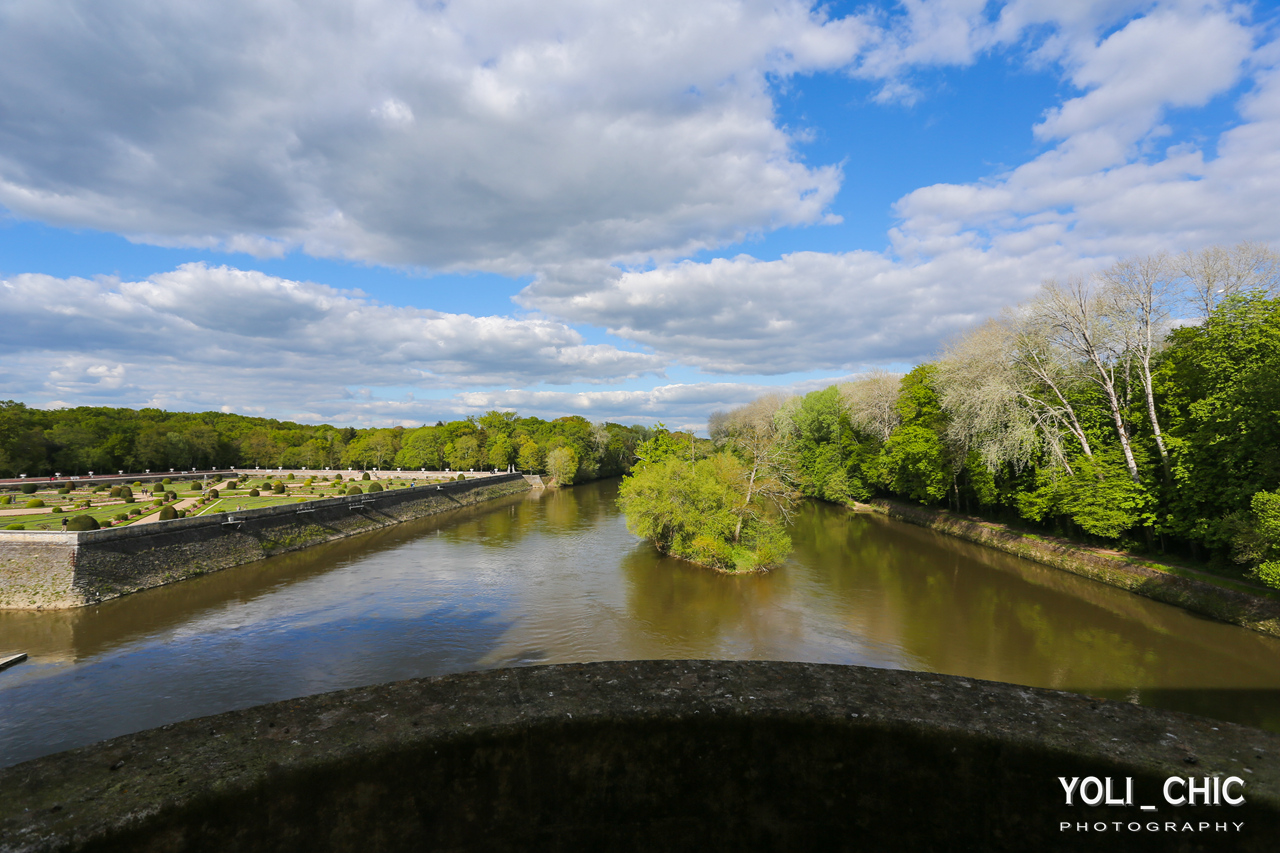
[1,660,1276,851]
[867,499,1280,639]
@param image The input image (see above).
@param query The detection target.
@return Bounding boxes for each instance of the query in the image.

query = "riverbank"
[864,499,1280,639]
[0,474,532,610]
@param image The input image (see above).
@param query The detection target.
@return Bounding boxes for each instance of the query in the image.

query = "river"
[3,478,1280,768]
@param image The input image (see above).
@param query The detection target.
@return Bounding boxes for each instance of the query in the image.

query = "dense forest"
[694,243,1280,585]
[0,404,652,487]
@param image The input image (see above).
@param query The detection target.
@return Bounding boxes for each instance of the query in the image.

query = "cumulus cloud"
[0,0,868,271]
[4,2,1280,429]
[519,243,1099,373]
[1,264,665,421]
[515,3,1279,377]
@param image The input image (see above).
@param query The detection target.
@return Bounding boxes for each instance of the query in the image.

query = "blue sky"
[3,0,1280,430]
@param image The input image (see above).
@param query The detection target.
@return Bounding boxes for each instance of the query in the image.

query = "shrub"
[208,488,220,499]
[165,491,177,501]
[367,482,383,492]
[5,523,24,530]
[66,515,100,531]
[177,509,186,518]
[346,485,363,495]
[158,505,177,521]
[191,482,202,491]
[25,499,44,508]
[57,486,71,495]
[248,488,260,497]
[273,482,286,494]
[334,474,343,481]
[456,473,466,481]
[19,483,36,494]
[114,513,128,522]
[123,496,135,504]
[304,478,313,487]
[110,485,122,497]
[128,508,141,517]
[52,506,63,514]
[0,495,9,505]
[162,478,172,485]
[287,473,295,480]
[133,481,143,487]
[361,472,371,480]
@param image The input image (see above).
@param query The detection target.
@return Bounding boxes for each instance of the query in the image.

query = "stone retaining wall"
[0,474,530,610]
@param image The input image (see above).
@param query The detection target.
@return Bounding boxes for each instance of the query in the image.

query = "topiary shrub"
[5,523,24,530]
[248,488,260,497]
[128,508,141,517]
[25,499,44,508]
[57,486,72,495]
[346,485,363,495]
[109,485,122,497]
[162,478,172,485]
[362,472,371,480]
[0,495,9,505]
[19,483,36,494]
[52,506,63,514]
[66,515,100,531]
[273,482,286,494]
[367,482,383,492]
[456,473,466,481]
[114,513,129,522]
[287,473,294,480]
[133,481,143,487]
[208,488,220,499]
[158,505,177,521]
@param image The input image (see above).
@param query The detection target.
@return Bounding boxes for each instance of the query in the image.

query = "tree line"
[0,404,654,486]
[701,241,1280,586]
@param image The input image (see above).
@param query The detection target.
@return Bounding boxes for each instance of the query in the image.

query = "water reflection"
[3,478,1280,769]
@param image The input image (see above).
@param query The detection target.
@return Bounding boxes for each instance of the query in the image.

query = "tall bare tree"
[937,310,1098,476]
[721,393,796,543]
[838,370,902,442]
[1178,241,1280,320]
[1098,252,1176,478]
[1032,278,1140,482]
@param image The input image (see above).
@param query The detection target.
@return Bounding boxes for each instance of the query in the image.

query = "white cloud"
[0,263,665,420]
[519,244,1097,373]
[0,0,868,271]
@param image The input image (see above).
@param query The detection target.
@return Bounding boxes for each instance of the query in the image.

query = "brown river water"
[3,478,1280,767]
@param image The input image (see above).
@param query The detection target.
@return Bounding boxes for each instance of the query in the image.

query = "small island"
[619,398,796,573]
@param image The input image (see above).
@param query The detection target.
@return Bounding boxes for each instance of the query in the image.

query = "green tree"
[517,438,544,473]
[546,445,579,485]
[448,435,481,470]
[618,453,790,572]
[395,427,443,470]
[486,433,514,470]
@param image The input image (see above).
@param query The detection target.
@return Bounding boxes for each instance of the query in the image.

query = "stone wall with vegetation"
[0,474,530,610]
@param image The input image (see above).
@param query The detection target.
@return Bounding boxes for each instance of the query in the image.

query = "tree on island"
[618,417,795,573]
